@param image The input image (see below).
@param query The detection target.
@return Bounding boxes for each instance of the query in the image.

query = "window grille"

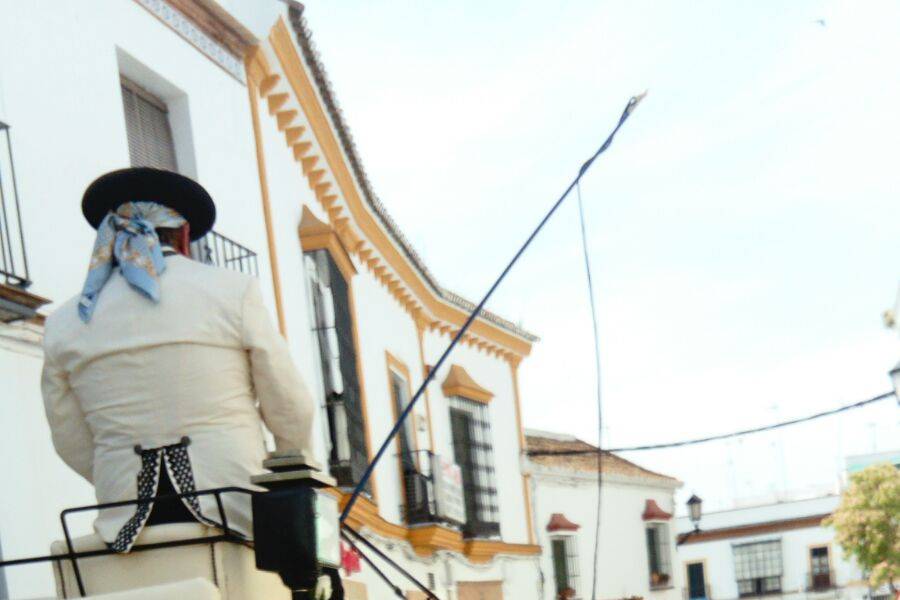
[0,121,30,289]
[646,522,672,588]
[551,536,579,597]
[304,250,369,492]
[389,368,430,523]
[449,395,499,538]
[121,78,178,171]
[733,540,782,596]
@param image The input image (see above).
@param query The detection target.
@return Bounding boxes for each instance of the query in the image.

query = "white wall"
[0,1,542,597]
[675,497,867,600]
[530,466,682,600]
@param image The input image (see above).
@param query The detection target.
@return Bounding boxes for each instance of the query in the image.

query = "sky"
[301,0,900,514]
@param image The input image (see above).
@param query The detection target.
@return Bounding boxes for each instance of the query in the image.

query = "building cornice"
[255,16,534,363]
[132,0,256,81]
[337,492,540,563]
[529,463,682,491]
[678,513,832,545]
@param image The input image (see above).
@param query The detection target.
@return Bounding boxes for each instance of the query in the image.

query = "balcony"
[806,570,836,592]
[190,230,258,276]
[0,121,48,322]
[399,450,439,525]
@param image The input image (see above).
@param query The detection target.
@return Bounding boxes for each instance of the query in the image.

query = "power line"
[527,391,896,456]
[575,180,604,600]
[340,93,648,522]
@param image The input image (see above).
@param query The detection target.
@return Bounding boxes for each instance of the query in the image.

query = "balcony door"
[687,562,707,599]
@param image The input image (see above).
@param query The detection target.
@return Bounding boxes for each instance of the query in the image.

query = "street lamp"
[890,361,900,404]
[687,494,703,532]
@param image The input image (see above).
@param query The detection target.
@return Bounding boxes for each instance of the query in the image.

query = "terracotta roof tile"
[525,432,679,483]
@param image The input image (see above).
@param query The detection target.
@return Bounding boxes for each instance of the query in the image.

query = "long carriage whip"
[341,92,648,522]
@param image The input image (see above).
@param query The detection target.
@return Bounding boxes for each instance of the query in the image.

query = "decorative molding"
[245,48,287,335]
[338,492,539,563]
[642,499,673,521]
[298,206,356,282]
[441,364,493,404]
[677,513,832,545]
[265,18,533,362]
[133,0,250,81]
[546,513,580,532]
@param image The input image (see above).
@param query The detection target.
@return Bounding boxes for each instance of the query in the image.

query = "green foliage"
[824,463,900,589]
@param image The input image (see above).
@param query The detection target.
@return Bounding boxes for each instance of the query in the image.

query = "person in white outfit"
[41,167,316,552]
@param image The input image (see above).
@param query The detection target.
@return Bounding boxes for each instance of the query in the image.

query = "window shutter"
[121,79,178,171]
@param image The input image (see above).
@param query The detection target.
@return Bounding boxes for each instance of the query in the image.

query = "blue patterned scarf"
[79,201,186,323]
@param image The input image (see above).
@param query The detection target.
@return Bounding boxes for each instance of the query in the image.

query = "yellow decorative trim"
[338,493,539,562]
[441,364,493,404]
[299,206,357,282]
[385,350,421,479]
[245,48,287,336]
[414,322,436,453]
[267,18,533,360]
[509,360,535,544]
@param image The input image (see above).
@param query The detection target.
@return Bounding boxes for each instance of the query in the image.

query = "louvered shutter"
[121,79,178,171]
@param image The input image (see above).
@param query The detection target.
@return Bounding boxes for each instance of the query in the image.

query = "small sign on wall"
[432,454,466,525]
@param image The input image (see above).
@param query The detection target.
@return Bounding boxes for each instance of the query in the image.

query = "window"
[121,78,177,171]
[646,522,672,588]
[448,395,499,538]
[0,120,32,294]
[305,249,369,492]
[388,363,432,523]
[733,540,782,596]
[809,546,831,590]
[551,536,579,598]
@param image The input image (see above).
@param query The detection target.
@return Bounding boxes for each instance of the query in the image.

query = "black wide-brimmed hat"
[82,167,216,241]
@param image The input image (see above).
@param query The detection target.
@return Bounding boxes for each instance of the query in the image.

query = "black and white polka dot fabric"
[109,438,217,553]
[110,450,161,553]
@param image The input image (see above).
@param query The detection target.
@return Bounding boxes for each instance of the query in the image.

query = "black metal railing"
[190,230,258,276]
[0,487,254,598]
[0,121,30,288]
[399,450,439,525]
[807,570,836,592]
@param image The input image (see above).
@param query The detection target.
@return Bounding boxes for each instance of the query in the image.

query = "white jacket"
[41,254,315,543]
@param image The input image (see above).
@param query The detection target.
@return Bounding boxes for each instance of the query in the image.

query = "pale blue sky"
[303,1,900,512]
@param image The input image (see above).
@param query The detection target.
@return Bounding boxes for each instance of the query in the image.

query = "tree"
[824,463,900,591]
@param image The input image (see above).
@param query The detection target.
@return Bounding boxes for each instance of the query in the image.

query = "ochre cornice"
[338,492,540,562]
[264,17,532,362]
[441,364,493,404]
[299,206,356,282]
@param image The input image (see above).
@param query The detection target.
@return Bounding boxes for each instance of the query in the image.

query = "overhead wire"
[527,391,897,456]
[341,92,648,523]
[575,179,605,600]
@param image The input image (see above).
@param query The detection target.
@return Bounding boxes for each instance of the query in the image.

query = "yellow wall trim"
[299,205,357,282]
[340,493,540,563]
[441,364,494,404]
[266,18,532,361]
[245,47,288,336]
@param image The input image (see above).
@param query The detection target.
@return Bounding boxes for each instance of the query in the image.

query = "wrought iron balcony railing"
[0,121,30,288]
[806,570,836,592]
[190,230,258,276]
[399,450,439,525]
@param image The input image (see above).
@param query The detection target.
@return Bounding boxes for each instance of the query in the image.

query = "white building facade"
[526,431,683,600]
[675,496,873,600]
[0,1,541,598]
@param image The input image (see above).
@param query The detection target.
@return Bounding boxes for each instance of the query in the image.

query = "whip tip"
[626,90,649,114]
